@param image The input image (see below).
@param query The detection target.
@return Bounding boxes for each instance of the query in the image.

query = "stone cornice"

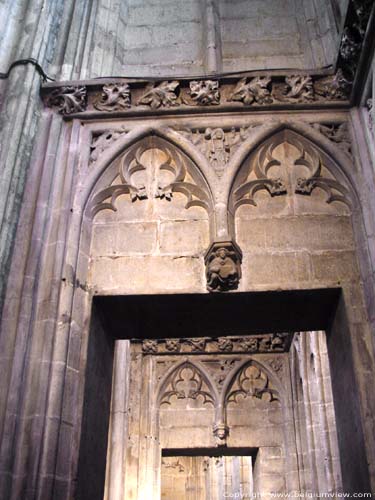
[40,71,352,119]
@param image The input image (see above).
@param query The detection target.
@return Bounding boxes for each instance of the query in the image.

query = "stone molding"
[41,71,351,117]
[140,333,291,354]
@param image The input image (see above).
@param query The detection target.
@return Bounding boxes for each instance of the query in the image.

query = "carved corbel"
[213,422,229,446]
[205,241,242,292]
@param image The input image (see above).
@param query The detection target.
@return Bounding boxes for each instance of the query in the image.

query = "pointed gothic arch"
[156,358,219,408]
[80,126,215,219]
[220,357,283,409]
[227,123,358,216]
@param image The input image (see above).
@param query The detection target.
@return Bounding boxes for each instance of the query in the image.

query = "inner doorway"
[76,289,371,499]
[161,450,255,500]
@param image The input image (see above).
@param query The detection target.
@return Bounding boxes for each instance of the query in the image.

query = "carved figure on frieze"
[314,69,351,101]
[226,363,279,404]
[205,128,230,177]
[94,83,130,111]
[165,339,181,352]
[142,339,158,353]
[187,80,220,106]
[217,337,234,352]
[229,76,272,105]
[137,81,179,109]
[239,337,258,353]
[187,338,207,352]
[283,75,314,101]
[205,242,242,293]
[47,85,87,115]
[178,126,258,178]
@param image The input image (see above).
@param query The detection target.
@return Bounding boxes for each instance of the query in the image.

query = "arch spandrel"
[228,124,356,217]
[80,126,216,219]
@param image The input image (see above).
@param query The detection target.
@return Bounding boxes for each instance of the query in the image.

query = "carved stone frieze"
[312,122,352,156]
[139,333,291,355]
[93,83,130,111]
[186,80,220,106]
[205,241,242,292]
[137,81,179,108]
[160,364,214,406]
[43,67,355,116]
[229,76,272,105]
[232,143,287,210]
[47,85,87,114]
[90,128,128,163]
[179,126,258,178]
[227,364,278,404]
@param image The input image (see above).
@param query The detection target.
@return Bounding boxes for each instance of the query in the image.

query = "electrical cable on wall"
[0,58,334,85]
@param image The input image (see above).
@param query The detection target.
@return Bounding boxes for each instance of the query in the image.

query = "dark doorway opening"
[76,287,371,499]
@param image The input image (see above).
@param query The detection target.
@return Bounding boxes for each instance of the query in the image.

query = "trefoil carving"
[227,364,278,404]
[160,364,214,406]
[47,85,87,114]
[137,81,179,109]
[205,241,242,293]
[94,83,130,111]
